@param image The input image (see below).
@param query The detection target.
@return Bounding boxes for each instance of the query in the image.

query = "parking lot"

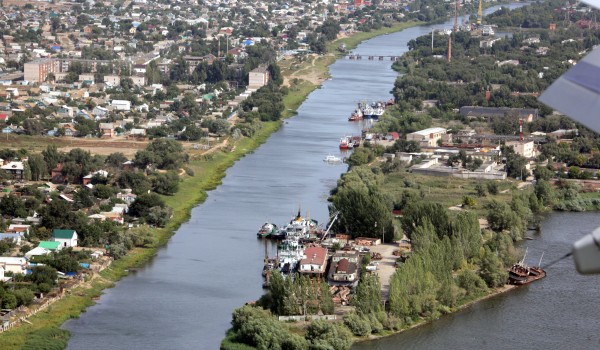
[367,243,401,300]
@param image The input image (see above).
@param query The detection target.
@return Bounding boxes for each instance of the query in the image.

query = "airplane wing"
[538,47,600,133]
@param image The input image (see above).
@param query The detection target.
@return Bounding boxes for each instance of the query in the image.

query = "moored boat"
[339,136,353,149]
[257,222,278,238]
[508,251,546,285]
[348,108,363,121]
[324,155,342,163]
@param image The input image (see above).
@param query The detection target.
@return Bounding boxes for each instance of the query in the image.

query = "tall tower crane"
[477,0,483,25]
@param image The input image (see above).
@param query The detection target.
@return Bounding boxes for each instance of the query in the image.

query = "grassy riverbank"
[0,17,430,350]
[328,21,421,54]
[0,120,284,350]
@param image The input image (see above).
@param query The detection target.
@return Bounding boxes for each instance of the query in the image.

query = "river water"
[63,4,597,350]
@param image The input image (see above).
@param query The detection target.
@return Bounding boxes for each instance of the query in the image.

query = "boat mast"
[538,251,545,267]
[521,247,528,265]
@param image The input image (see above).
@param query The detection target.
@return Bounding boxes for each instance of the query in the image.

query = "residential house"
[111,99,131,111]
[406,127,448,147]
[1,161,24,180]
[25,246,52,259]
[0,232,25,245]
[99,211,124,224]
[131,75,146,86]
[505,140,536,158]
[328,250,360,286]
[0,257,27,274]
[100,122,115,138]
[298,246,328,276]
[7,224,30,236]
[93,106,109,118]
[38,240,62,252]
[117,191,137,204]
[104,75,121,86]
[51,163,66,184]
[52,229,78,248]
[248,65,270,89]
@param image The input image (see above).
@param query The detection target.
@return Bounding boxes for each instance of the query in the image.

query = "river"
[63,3,587,350]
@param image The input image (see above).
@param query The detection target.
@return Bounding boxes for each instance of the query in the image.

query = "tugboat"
[257,222,278,238]
[339,136,353,149]
[508,251,546,285]
[348,108,363,121]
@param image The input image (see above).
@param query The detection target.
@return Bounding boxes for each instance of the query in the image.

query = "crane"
[320,211,339,244]
[477,0,483,25]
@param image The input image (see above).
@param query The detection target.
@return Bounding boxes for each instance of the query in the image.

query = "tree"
[27,154,46,181]
[117,171,152,195]
[479,247,508,288]
[39,200,74,229]
[129,193,166,218]
[93,184,115,199]
[144,206,172,227]
[141,139,186,170]
[353,273,382,314]
[42,145,62,175]
[401,202,452,240]
[74,187,94,208]
[23,119,43,135]
[0,195,28,218]
[474,183,486,197]
[486,181,499,195]
[306,320,353,350]
[457,269,488,297]
[332,185,393,239]
[2,293,17,309]
[105,152,128,168]
[28,265,58,286]
[152,172,179,195]
[133,150,157,169]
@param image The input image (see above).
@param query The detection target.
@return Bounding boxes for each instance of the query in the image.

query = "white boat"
[324,155,342,163]
[279,209,319,240]
[277,238,305,275]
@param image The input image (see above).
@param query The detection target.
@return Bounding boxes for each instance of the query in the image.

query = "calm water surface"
[63,4,581,350]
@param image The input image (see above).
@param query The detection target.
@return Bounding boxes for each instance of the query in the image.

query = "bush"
[344,313,371,336]
[306,320,353,350]
[457,270,488,297]
[13,288,35,306]
[22,327,70,350]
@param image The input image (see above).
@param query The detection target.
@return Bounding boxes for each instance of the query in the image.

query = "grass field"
[382,171,518,218]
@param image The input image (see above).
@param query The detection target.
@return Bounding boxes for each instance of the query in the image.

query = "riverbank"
[355,284,518,345]
[0,119,285,349]
[3,17,424,347]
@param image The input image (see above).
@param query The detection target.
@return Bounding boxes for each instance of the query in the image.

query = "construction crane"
[477,0,483,25]
[320,211,339,244]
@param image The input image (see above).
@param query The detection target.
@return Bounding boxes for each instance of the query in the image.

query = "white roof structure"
[25,247,50,259]
[0,256,27,265]
[1,161,24,171]
[409,127,447,136]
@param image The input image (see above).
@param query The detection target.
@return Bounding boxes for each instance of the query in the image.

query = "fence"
[0,258,112,333]
[278,315,337,322]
